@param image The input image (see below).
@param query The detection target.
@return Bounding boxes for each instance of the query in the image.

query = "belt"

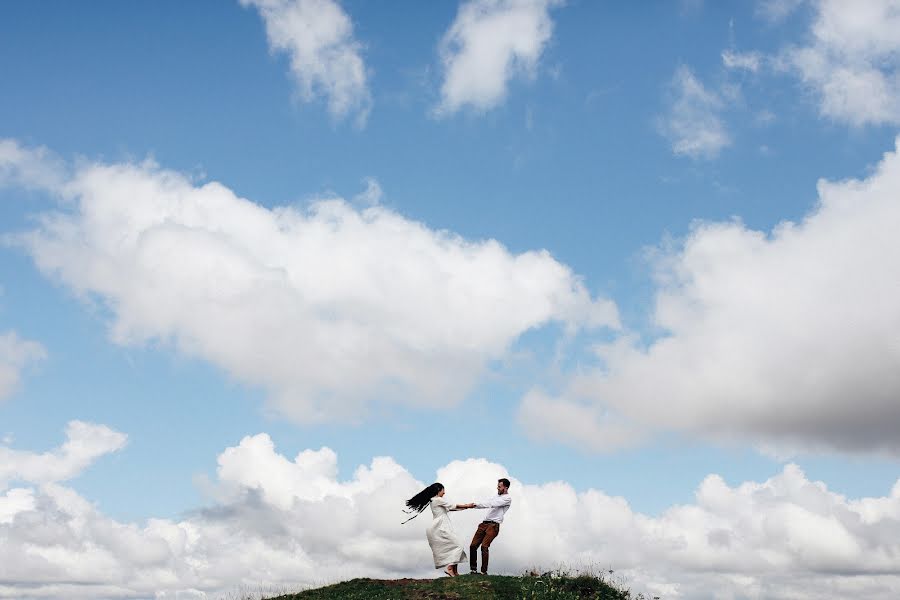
[482,520,500,525]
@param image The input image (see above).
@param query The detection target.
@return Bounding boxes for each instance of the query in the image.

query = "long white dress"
[426,496,467,569]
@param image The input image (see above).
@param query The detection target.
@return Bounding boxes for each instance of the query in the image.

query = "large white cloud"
[435,0,563,115]
[241,0,371,125]
[786,0,900,126]
[4,139,618,423]
[0,331,46,402]
[3,424,900,599]
[659,66,731,160]
[527,136,900,454]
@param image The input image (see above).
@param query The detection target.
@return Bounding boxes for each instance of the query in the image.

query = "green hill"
[266,572,644,600]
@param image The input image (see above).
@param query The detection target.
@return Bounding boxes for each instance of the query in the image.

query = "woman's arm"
[452,502,475,510]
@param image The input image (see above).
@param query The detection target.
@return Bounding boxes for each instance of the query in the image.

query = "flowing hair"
[401,482,444,524]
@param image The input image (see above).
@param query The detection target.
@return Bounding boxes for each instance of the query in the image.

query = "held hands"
[456,502,476,510]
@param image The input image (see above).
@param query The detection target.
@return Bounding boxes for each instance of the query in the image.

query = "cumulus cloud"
[531,136,900,455]
[435,0,563,115]
[241,0,371,124]
[787,0,900,126]
[3,426,900,599]
[0,331,47,401]
[659,66,731,159]
[0,421,127,489]
[3,139,618,423]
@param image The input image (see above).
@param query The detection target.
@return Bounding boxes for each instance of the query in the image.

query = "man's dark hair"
[498,478,511,489]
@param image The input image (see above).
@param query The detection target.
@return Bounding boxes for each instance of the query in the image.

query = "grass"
[262,568,652,600]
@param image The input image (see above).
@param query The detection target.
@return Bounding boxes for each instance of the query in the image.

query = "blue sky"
[2,1,900,599]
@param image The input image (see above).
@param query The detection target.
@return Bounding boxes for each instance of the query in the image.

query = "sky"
[2,0,900,598]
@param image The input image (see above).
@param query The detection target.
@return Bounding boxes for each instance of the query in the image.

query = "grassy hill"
[266,571,646,600]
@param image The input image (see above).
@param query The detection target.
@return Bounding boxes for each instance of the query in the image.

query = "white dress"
[426,496,467,569]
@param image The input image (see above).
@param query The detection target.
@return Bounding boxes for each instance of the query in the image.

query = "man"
[460,478,511,575]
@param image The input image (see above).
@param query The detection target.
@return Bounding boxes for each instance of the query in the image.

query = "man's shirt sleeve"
[474,495,512,509]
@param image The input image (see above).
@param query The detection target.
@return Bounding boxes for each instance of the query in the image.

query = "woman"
[405,482,470,577]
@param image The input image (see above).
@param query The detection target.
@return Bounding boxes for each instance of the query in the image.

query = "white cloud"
[0,331,46,401]
[755,109,777,125]
[0,488,35,524]
[532,136,900,454]
[659,66,731,159]
[756,0,805,23]
[787,0,900,126]
[353,176,383,206]
[241,0,371,124]
[3,426,900,599]
[0,139,66,192]
[722,49,763,73]
[5,139,618,423]
[0,421,126,489]
[435,0,563,115]
[516,388,644,452]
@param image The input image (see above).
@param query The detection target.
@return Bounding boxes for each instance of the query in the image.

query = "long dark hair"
[402,482,444,523]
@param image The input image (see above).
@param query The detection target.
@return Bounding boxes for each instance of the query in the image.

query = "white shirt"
[475,493,512,523]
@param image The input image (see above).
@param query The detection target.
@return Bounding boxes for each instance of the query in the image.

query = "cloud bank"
[4,138,618,423]
[241,0,371,124]
[3,422,900,599]
[528,136,900,454]
[436,0,563,115]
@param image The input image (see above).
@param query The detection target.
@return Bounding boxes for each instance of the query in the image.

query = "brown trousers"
[469,521,500,573]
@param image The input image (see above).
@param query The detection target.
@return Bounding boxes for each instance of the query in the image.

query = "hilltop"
[265,571,645,599]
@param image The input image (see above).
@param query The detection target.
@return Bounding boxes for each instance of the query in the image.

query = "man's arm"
[473,495,511,509]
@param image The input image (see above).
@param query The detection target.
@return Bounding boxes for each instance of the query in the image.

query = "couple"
[404,478,512,577]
